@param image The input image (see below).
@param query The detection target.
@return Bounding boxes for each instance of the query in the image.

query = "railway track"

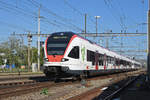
[0,80,79,99]
[0,82,53,99]
[0,69,145,100]
[0,74,45,81]
[67,69,145,100]
[0,75,51,89]
[0,76,79,99]
[97,75,139,100]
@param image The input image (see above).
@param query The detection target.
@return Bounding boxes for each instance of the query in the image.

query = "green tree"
[40,47,44,65]
[0,56,3,65]
[31,47,38,63]
[31,47,44,65]
[0,36,28,68]
[0,36,45,69]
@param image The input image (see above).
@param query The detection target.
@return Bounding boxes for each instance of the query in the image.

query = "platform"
[113,75,150,100]
[113,74,150,100]
[96,74,150,100]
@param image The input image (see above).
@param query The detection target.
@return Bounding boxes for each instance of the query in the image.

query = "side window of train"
[107,56,113,64]
[116,59,120,66]
[68,46,79,59]
[87,50,95,65]
[99,54,104,66]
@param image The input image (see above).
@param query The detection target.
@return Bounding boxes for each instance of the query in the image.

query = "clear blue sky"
[0,0,148,59]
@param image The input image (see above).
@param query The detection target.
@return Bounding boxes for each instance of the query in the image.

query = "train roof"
[51,32,75,37]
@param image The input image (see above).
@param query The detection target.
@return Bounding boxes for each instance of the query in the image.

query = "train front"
[43,32,75,77]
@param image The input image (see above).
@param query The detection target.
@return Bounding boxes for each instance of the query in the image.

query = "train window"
[47,40,69,55]
[107,56,112,64]
[92,52,95,65]
[99,54,104,66]
[68,46,79,59]
[87,50,95,65]
[110,57,114,64]
[87,50,91,61]
[120,60,124,65]
[48,43,67,47]
[116,59,120,66]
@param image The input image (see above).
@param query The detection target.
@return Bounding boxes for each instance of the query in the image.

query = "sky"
[0,0,148,60]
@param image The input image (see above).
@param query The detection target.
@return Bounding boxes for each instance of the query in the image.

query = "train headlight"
[44,58,49,62]
[61,58,69,62]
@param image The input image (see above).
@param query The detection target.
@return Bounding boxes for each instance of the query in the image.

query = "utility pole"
[106,39,109,49]
[10,39,13,72]
[20,36,24,66]
[120,32,123,55]
[147,0,150,80]
[38,7,41,71]
[95,16,101,37]
[85,14,87,39]
[27,33,32,71]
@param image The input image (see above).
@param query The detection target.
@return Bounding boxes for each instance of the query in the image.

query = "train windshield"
[47,32,74,55]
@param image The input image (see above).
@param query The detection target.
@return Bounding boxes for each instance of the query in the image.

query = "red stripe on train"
[96,65,98,70]
[104,65,106,70]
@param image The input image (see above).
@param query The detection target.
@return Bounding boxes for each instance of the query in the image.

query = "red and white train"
[43,32,141,78]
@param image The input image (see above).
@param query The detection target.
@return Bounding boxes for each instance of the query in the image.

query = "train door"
[81,44,87,70]
[95,51,99,70]
[67,46,81,69]
[114,57,116,69]
[104,53,106,70]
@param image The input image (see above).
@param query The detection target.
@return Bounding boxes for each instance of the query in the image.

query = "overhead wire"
[0,1,38,32]
[0,20,32,32]
[64,0,96,24]
[103,0,126,30]
[0,1,36,18]
[63,0,97,32]
[27,0,83,32]
[0,0,38,31]
[0,0,78,33]
[103,0,146,57]
[63,0,84,16]
[115,0,140,31]
[0,1,67,33]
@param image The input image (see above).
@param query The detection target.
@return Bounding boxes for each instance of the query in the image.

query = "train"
[43,32,141,78]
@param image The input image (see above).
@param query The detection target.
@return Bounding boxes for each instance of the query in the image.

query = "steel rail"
[102,75,140,100]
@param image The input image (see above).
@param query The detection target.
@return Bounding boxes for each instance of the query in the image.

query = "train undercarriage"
[43,66,90,81]
[43,66,137,81]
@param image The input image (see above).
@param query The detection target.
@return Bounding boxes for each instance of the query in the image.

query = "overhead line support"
[38,6,41,72]
[85,14,87,39]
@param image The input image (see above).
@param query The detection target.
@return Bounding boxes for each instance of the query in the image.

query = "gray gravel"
[2,70,142,100]
[3,78,112,100]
